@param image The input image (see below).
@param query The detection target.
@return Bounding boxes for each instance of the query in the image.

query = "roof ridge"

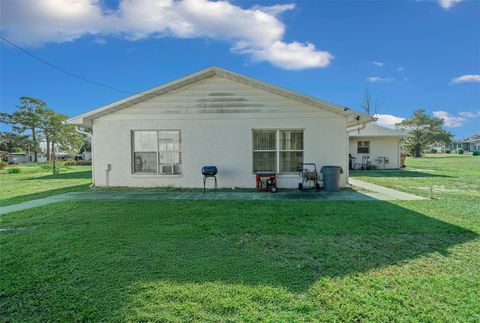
[66,66,373,127]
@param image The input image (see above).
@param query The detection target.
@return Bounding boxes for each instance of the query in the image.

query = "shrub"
[63,159,77,167]
[0,160,7,170]
[457,148,464,154]
[430,148,437,154]
[11,147,24,153]
[38,163,53,171]
[445,149,451,154]
[473,151,479,156]
[7,168,21,174]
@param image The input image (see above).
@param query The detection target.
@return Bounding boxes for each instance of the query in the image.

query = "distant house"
[7,152,46,164]
[66,67,372,188]
[348,123,406,169]
[450,138,480,152]
[0,151,8,162]
[74,151,92,161]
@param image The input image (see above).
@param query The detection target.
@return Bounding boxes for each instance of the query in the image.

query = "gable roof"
[66,66,372,127]
[348,122,407,137]
[452,138,480,144]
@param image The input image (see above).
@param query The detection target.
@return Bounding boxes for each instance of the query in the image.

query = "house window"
[252,129,304,174]
[132,130,181,174]
[279,130,304,173]
[133,131,157,173]
[253,130,277,172]
[357,141,370,154]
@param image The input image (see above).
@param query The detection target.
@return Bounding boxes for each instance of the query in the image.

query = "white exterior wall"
[7,153,46,163]
[91,76,348,188]
[349,136,401,169]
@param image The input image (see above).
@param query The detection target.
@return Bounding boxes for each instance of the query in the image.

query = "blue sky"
[1,0,479,139]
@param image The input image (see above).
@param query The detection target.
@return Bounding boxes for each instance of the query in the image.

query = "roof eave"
[66,67,369,123]
[65,116,93,128]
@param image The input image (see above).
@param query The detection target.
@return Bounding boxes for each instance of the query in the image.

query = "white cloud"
[0,0,333,70]
[450,74,480,84]
[438,0,463,10]
[375,109,479,129]
[235,40,333,70]
[374,114,405,128]
[458,110,480,118]
[432,111,465,127]
[251,4,296,16]
[433,110,480,127]
[367,76,395,83]
[369,61,384,67]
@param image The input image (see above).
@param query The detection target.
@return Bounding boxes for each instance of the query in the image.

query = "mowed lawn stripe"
[1,197,478,321]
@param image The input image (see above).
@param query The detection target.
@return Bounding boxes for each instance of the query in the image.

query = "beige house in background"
[67,67,372,188]
[348,123,406,169]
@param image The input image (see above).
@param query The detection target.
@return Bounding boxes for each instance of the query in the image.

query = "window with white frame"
[279,130,304,173]
[132,130,182,174]
[252,129,304,174]
[357,140,370,154]
[253,130,277,172]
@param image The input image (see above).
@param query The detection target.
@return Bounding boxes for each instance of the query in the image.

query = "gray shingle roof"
[349,122,406,137]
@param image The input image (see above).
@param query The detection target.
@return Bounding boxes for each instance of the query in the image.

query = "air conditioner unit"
[173,164,182,174]
[160,165,173,174]
[160,164,182,174]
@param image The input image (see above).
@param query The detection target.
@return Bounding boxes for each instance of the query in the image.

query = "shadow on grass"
[1,199,477,321]
[0,184,91,206]
[351,169,451,178]
[24,170,92,180]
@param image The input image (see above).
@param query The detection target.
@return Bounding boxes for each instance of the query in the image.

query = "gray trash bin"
[321,166,344,192]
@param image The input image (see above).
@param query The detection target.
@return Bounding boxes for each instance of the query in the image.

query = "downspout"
[75,127,95,187]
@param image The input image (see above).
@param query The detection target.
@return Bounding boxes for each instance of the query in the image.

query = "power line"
[0,35,135,95]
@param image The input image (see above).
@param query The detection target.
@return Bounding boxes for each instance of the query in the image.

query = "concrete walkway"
[348,178,425,201]
[0,182,424,215]
[0,194,70,216]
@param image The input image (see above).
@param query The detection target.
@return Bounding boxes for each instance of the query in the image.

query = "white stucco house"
[348,123,406,169]
[67,67,371,188]
[7,152,46,164]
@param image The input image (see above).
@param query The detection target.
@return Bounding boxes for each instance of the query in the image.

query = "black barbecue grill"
[202,166,218,192]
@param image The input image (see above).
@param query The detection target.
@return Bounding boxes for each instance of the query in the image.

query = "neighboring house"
[7,152,46,164]
[74,151,92,161]
[348,123,406,169]
[0,151,8,162]
[67,67,371,188]
[450,138,480,152]
[55,152,70,160]
[428,144,448,153]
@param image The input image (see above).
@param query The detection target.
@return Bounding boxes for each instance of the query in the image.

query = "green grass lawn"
[1,156,479,321]
[0,165,92,206]
[351,154,480,200]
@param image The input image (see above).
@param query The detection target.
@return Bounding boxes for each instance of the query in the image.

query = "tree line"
[1,94,460,162]
[0,97,87,162]
[360,89,453,157]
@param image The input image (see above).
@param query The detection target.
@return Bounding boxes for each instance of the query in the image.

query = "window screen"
[253,130,276,172]
[357,141,370,154]
[253,129,304,174]
[279,130,303,173]
[132,130,181,174]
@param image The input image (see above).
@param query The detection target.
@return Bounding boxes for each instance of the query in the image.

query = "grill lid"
[202,166,218,176]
